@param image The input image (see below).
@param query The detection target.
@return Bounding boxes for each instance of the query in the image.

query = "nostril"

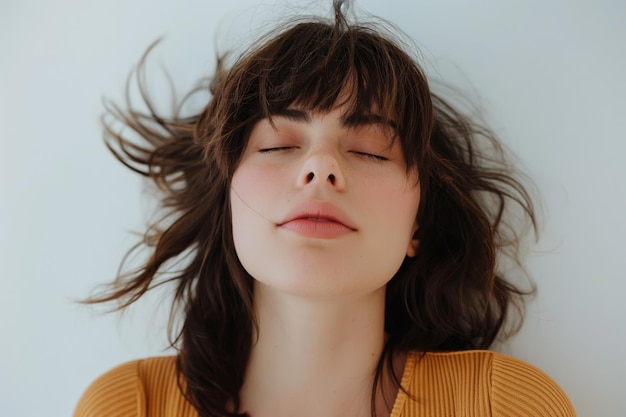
[328,174,335,185]
[306,172,315,183]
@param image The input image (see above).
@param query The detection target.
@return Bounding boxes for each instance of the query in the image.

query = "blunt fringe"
[86,5,537,417]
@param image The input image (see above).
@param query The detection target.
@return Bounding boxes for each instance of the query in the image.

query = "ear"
[406,223,419,258]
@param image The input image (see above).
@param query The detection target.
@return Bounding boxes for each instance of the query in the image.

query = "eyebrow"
[270,108,398,131]
[272,108,311,123]
[343,113,398,131]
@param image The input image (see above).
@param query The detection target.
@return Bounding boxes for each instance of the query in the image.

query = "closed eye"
[258,146,296,153]
[351,151,388,161]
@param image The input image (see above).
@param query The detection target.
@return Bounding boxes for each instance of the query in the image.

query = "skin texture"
[229,104,420,417]
[230,104,421,299]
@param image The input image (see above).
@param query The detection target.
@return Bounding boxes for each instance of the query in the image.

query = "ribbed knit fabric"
[74,351,575,417]
[390,351,576,417]
[75,356,198,417]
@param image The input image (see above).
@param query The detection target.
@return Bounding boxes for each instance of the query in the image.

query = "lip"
[278,201,357,238]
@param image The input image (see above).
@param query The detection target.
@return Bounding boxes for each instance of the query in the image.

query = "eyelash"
[258,147,295,153]
[351,151,388,162]
[258,147,387,162]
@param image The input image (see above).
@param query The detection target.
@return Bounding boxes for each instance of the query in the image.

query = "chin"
[251,266,391,300]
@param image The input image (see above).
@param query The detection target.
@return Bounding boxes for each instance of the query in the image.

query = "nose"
[297,152,346,190]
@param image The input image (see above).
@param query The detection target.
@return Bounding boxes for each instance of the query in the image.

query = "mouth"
[281,215,352,227]
[278,201,357,238]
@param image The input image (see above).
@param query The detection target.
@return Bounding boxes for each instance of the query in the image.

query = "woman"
[74,2,576,416]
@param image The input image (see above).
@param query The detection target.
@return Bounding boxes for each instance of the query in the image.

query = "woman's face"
[230,104,421,298]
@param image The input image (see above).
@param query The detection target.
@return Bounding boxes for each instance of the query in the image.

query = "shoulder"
[73,356,196,417]
[487,352,576,417]
[399,350,575,417]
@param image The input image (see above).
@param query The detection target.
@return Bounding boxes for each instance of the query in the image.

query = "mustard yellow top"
[74,350,575,417]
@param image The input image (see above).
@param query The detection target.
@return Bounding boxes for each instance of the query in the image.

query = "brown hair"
[88,4,536,417]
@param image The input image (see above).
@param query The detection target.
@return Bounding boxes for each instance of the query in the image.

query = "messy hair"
[87,3,537,417]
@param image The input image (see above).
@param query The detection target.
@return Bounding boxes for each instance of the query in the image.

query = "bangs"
[240,21,434,170]
[210,18,435,177]
[258,24,398,120]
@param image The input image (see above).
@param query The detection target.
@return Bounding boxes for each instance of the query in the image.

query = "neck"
[240,284,396,417]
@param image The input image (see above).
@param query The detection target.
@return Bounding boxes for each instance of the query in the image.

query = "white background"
[1,0,625,416]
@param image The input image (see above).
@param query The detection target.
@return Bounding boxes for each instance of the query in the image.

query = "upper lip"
[279,201,357,230]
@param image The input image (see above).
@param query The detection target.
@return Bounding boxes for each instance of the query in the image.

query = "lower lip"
[279,219,354,238]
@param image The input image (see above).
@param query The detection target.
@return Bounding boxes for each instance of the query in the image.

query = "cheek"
[232,164,263,201]
[364,178,420,248]
[231,163,279,220]
[230,163,284,277]
[365,176,420,217]
[230,167,265,278]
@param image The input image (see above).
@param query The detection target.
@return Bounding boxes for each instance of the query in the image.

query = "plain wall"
[1,0,624,416]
